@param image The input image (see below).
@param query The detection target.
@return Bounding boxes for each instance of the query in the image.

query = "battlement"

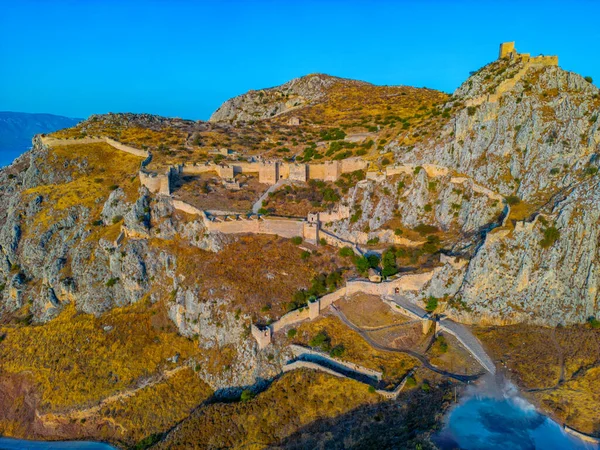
[498,41,558,66]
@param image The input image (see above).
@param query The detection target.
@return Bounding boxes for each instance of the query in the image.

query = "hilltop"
[0,42,599,447]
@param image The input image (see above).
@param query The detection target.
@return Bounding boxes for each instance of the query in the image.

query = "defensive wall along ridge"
[251,268,443,350]
[466,42,558,108]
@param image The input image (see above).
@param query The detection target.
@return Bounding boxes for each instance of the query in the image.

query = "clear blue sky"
[1,0,599,121]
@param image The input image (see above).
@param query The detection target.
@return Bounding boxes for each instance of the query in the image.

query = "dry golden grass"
[155,370,381,449]
[427,333,482,376]
[293,315,418,386]
[22,143,141,230]
[0,301,200,412]
[95,367,212,445]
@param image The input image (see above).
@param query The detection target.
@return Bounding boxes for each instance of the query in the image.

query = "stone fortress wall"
[466,42,558,108]
[41,135,504,249]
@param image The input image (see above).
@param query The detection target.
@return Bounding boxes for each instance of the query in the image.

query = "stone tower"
[499,42,516,59]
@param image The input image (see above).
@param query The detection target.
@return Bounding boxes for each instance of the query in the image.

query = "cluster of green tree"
[320,128,346,141]
[335,170,366,193]
[289,270,344,312]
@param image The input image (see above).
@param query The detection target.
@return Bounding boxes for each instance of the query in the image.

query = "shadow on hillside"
[267,381,455,450]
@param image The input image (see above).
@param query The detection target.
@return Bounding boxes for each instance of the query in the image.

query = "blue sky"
[1,0,599,120]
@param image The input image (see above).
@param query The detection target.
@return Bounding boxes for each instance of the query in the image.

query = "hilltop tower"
[499,42,516,59]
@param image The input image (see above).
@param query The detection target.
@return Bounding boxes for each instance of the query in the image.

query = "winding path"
[330,305,482,383]
[388,295,496,374]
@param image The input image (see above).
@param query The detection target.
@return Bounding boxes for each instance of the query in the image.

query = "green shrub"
[300,250,311,260]
[366,237,380,245]
[436,335,448,353]
[320,128,346,141]
[329,344,345,358]
[414,223,438,235]
[260,304,271,312]
[467,106,477,116]
[421,381,431,392]
[540,226,560,248]
[394,228,403,236]
[585,167,598,176]
[505,195,521,206]
[106,278,119,287]
[368,385,376,394]
[405,375,417,387]
[240,389,255,402]
[339,247,354,258]
[588,317,600,329]
[291,236,303,245]
[550,168,560,175]
[287,328,297,339]
[309,331,331,351]
[423,203,433,212]
[112,215,123,224]
[425,296,438,312]
[109,185,119,191]
[584,76,593,83]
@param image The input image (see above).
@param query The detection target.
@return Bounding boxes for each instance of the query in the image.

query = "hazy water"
[0,438,116,449]
[435,375,599,450]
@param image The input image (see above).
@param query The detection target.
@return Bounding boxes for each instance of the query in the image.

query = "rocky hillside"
[209,73,365,122]
[0,44,599,446]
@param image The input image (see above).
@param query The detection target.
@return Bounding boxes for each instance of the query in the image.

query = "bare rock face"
[209,73,369,123]
[454,177,599,325]
[383,60,600,325]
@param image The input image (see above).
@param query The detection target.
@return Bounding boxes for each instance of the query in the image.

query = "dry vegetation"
[22,143,142,231]
[172,172,266,212]
[0,301,200,412]
[476,324,600,435]
[292,315,418,387]
[337,293,410,328]
[149,235,352,319]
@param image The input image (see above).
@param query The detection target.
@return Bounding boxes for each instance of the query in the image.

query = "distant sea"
[0,111,82,169]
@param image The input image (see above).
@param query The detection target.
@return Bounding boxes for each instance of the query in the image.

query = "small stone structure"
[368,268,382,283]
[251,324,272,349]
[287,117,301,126]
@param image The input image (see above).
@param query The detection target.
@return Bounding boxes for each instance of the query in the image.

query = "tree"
[291,236,303,245]
[339,247,354,258]
[584,76,594,83]
[353,256,370,274]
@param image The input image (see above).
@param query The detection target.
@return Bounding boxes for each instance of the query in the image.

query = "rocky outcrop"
[209,73,370,123]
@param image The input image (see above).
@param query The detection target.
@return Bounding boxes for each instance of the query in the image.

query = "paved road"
[387,295,496,375]
[437,318,496,374]
[330,305,482,383]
